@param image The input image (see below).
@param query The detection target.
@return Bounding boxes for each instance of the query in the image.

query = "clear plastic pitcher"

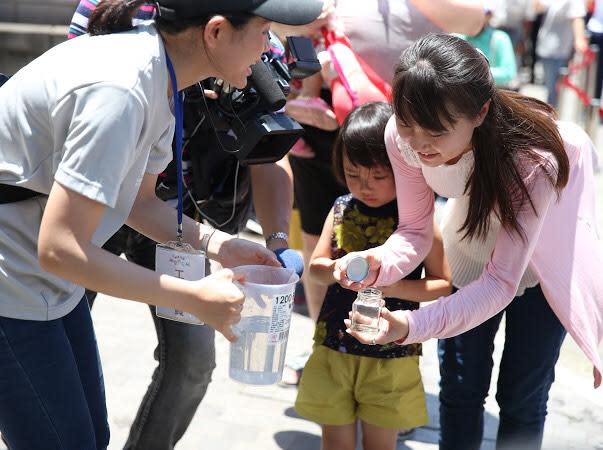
[229,265,299,385]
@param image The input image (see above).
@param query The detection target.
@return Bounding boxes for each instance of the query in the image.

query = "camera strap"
[165,51,185,240]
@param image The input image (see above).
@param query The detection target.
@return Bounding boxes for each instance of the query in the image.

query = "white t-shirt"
[0,24,174,320]
[536,0,586,60]
[335,0,441,83]
[490,0,536,28]
[587,0,603,33]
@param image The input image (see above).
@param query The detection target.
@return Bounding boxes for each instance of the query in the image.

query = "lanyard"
[165,52,184,240]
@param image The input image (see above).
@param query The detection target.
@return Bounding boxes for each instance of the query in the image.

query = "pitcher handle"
[232,280,246,338]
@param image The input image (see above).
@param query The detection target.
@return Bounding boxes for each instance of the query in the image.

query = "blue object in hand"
[346,256,369,282]
[273,248,304,278]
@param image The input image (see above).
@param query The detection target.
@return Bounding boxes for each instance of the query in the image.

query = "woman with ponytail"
[0,1,322,449]
[336,33,603,450]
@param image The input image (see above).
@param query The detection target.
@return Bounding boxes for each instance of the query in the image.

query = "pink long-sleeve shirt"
[376,117,603,387]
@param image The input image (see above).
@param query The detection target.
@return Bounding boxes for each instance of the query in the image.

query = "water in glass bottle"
[350,287,383,336]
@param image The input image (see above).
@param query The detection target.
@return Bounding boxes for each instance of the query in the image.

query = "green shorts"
[295,345,428,429]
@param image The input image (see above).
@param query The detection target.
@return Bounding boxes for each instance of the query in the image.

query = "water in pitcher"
[229,315,289,385]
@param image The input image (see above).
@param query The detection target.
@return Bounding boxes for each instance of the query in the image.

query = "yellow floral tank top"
[314,194,423,359]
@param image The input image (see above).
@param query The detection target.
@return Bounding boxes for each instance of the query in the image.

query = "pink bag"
[321,28,392,125]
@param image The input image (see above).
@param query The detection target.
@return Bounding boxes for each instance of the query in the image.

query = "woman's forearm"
[403,168,556,344]
[126,174,279,271]
[375,117,435,285]
[250,158,293,243]
[38,179,195,309]
[126,182,232,262]
[39,235,195,311]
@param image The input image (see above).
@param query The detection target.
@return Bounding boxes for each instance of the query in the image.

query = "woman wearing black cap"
[0,1,322,449]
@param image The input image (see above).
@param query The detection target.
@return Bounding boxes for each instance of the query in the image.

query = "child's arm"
[308,207,337,285]
[379,222,452,301]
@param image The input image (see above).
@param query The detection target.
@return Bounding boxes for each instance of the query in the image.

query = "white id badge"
[155,241,206,325]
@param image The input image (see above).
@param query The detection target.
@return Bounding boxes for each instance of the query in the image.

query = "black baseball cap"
[154,0,324,26]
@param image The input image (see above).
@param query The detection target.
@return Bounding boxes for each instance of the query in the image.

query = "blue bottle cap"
[346,256,369,282]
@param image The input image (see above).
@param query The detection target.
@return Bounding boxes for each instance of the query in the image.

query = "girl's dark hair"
[332,102,393,185]
[88,0,252,36]
[393,33,569,240]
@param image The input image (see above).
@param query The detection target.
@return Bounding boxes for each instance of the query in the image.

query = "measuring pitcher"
[229,265,299,385]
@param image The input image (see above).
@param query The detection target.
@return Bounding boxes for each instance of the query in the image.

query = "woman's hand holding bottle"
[333,250,382,290]
[344,307,410,345]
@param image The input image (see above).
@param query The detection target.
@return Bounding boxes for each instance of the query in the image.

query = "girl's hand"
[216,238,280,269]
[344,307,410,345]
[190,269,246,342]
[333,251,381,291]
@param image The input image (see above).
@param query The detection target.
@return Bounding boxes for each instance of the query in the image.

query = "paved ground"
[2,84,602,450]
[84,293,603,450]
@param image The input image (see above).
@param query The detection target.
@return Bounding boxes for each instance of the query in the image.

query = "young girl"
[294,102,452,450]
[339,34,603,450]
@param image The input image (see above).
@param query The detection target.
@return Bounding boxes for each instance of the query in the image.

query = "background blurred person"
[461,8,519,89]
[536,0,588,106]
[587,0,603,100]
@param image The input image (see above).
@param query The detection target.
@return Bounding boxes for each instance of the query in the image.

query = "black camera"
[174,33,320,232]
[187,33,321,165]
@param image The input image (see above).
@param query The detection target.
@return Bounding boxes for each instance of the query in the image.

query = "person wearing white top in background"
[588,0,603,100]
[536,0,589,106]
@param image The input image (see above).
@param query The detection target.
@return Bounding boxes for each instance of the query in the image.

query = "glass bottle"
[350,287,383,336]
